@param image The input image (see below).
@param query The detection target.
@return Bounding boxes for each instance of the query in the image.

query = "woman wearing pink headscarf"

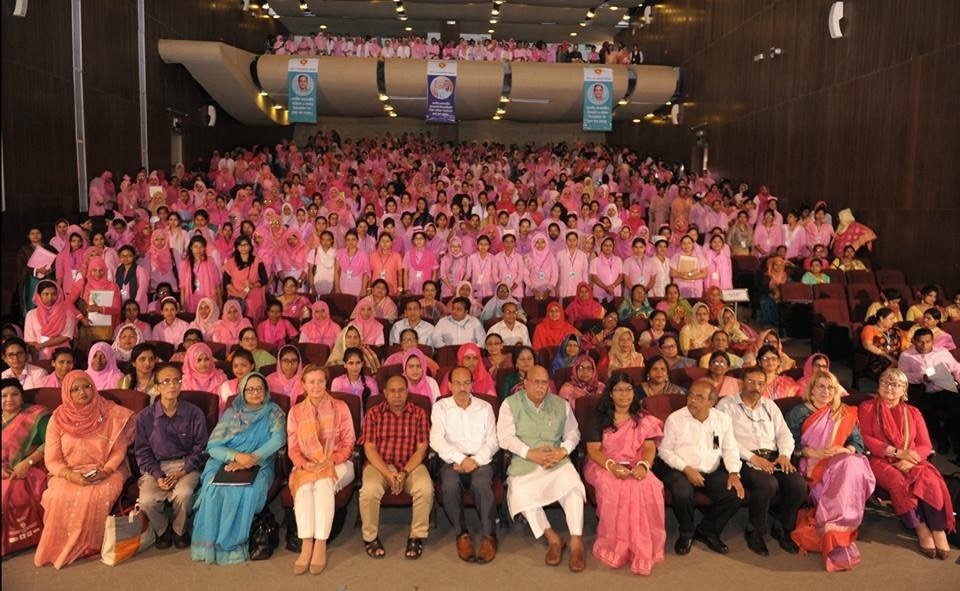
[178,236,221,314]
[188,296,220,340]
[348,299,385,346]
[77,256,122,330]
[703,233,733,291]
[33,370,134,569]
[85,342,124,390]
[401,349,440,402]
[299,301,341,347]
[54,226,87,298]
[181,343,227,393]
[147,229,179,291]
[438,236,468,298]
[275,230,309,288]
[211,299,252,346]
[267,345,305,400]
[522,232,559,298]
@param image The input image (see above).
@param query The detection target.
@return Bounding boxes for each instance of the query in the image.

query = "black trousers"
[740,465,807,533]
[439,463,496,537]
[656,464,740,537]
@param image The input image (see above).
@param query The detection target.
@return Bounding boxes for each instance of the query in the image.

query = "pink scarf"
[300,301,340,346]
[181,343,227,392]
[86,342,124,391]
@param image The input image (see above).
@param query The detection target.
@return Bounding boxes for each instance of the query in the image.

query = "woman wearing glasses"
[191,372,286,564]
[583,373,665,575]
[859,368,954,560]
[786,371,875,572]
[756,345,799,400]
[34,370,135,568]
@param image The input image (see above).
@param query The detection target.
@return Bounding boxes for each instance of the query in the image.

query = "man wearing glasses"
[134,362,209,549]
[717,367,806,556]
[430,366,499,563]
[497,365,587,572]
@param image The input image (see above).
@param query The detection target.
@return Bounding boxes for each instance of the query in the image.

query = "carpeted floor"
[4,339,959,591]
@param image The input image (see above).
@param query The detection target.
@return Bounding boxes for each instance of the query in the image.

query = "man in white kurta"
[497,365,586,572]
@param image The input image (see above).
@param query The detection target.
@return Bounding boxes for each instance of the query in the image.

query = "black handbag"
[248,508,280,561]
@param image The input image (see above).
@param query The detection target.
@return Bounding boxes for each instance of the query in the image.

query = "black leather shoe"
[770,523,800,554]
[173,530,191,549]
[154,526,173,550]
[745,529,769,556]
[694,530,729,554]
[674,534,694,555]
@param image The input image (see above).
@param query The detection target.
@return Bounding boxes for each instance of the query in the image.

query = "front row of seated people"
[2,360,954,574]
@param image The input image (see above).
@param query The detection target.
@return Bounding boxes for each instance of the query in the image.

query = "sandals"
[364,537,386,559]
[405,537,424,560]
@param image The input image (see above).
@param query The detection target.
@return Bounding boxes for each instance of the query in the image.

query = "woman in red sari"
[1,378,50,557]
[786,371,875,572]
[860,368,954,560]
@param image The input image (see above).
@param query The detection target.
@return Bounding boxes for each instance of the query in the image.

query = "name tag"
[505,273,512,283]
[711,272,719,280]
[569,271,576,278]
[380,271,386,279]
[120,285,130,300]
[346,270,353,279]
[415,271,423,280]
[538,272,546,281]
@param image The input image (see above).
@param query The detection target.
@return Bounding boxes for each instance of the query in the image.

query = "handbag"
[101,501,155,566]
[248,507,279,561]
[1,488,44,557]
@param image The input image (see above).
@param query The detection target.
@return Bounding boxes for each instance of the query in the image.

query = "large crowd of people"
[2,132,958,575]
[266,34,644,64]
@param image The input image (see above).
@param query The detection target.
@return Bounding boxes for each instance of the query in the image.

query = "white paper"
[88,290,115,327]
[930,364,959,393]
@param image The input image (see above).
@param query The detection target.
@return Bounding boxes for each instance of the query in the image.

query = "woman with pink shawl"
[54,226,87,298]
[439,343,496,397]
[147,229,179,291]
[188,296,220,340]
[78,256,122,329]
[832,208,877,258]
[222,235,269,322]
[299,301,341,347]
[703,233,733,291]
[267,345,305,401]
[352,279,398,322]
[438,236,468,298]
[401,349,440,403]
[211,299,252,346]
[181,343,227,393]
[23,280,76,360]
[402,229,439,295]
[349,299,385,346]
[85,342,124,391]
[33,371,134,569]
[178,236,221,314]
[276,229,309,287]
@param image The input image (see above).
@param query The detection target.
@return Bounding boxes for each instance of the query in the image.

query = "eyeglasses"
[878,380,906,389]
[760,356,779,362]
[280,358,299,364]
[69,383,94,393]
[244,386,267,394]
[813,383,837,392]
[158,378,183,387]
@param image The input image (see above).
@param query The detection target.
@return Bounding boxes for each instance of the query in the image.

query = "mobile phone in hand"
[82,469,99,480]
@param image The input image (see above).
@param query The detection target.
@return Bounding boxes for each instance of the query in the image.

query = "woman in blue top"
[191,371,286,564]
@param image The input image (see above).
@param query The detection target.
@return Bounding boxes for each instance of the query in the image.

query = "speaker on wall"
[13,0,28,17]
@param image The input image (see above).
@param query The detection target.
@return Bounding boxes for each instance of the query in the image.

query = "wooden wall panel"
[612,0,960,288]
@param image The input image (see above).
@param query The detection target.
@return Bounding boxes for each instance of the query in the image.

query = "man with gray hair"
[656,379,744,556]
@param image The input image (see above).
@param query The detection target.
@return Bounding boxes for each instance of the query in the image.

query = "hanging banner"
[426,60,457,124]
[582,67,613,131]
[287,58,318,123]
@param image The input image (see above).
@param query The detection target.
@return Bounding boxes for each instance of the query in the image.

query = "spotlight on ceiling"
[586,9,595,19]
[378,93,389,101]
[632,118,641,123]
[404,26,412,31]
[488,29,495,33]
[492,8,500,16]
[570,32,578,37]
[299,1,308,10]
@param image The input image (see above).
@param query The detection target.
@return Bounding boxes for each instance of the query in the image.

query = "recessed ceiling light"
[489,18,497,24]
[446,20,456,25]
[644,113,655,119]
[499,96,509,103]
[404,26,412,31]
[396,5,404,13]
[249,3,260,9]
[666,101,672,106]
[579,22,587,27]
[378,93,389,101]
[586,9,595,19]
[319,24,326,29]
[632,118,641,123]
[487,29,495,33]
[384,105,394,111]
[389,111,398,117]
[570,32,577,37]
[261,2,270,9]
[273,104,282,110]
[492,8,500,15]
[398,15,408,20]
[609,5,619,10]
[271,13,279,18]
[617,99,628,105]
[258,90,268,97]
[496,108,506,115]
[492,115,501,120]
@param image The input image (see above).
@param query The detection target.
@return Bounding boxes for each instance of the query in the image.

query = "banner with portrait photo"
[287,58,318,123]
[582,67,613,131]
[426,60,457,124]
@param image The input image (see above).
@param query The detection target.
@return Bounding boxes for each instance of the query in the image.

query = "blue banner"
[426,60,457,124]
[582,67,613,131]
[288,58,318,123]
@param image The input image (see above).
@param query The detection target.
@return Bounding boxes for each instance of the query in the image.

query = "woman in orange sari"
[786,371,875,572]
[287,365,356,574]
[1,378,50,557]
[34,370,135,569]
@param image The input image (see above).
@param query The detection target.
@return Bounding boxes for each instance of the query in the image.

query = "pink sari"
[793,405,876,572]
[584,414,666,575]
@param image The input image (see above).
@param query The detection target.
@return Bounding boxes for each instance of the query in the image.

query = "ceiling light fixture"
[404,26,412,31]
[396,5,404,13]
[492,115,501,120]
[496,108,506,115]
[644,113,654,119]
[492,8,500,15]
[398,15,407,20]
[609,5,619,10]
[389,111,398,117]
[632,118,641,123]
[319,24,326,29]
[384,105,394,111]
[378,93,389,101]
[299,1,308,10]
[260,2,269,9]
[248,2,260,9]
[570,32,578,37]
[489,18,498,24]
[258,90,268,97]
[579,22,587,27]
[272,104,282,110]
[499,96,510,103]
[586,9,595,19]
[617,99,628,105]
[493,0,504,5]
[488,29,495,33]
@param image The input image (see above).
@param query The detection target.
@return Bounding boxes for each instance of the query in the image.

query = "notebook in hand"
[212,464,260,486]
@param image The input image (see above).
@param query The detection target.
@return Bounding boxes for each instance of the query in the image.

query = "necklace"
[2,410,21,426]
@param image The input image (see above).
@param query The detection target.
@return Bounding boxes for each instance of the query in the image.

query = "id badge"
[347,270,354,279]
[415,271,423,280]
[120,285,130,300]
[380,270,386,279]
[711,272,719,281]
[505,273,512,283]
[538,271,546,281]
[569,271,576,278]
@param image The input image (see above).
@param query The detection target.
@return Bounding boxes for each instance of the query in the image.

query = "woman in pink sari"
[703,234,733,291]
[179,236,221,314]
[786,370,875,572]
[353,279,399,322]
[438,236,468,298]
[1,378,50,557]
[211,299,252,346]
[584,372,665,576]
[334,231,371,298]
[181,343,227,394]
[439,343,496,398]
[24,280,76,360]
[832,208,877,258]
[222,236,269,323]
[34,371,134,569]
[299,301,341,347]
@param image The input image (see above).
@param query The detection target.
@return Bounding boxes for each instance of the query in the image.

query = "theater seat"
[180,390,219,433]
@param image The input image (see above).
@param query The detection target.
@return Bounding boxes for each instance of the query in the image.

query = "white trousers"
[522,488,584,539]
[293,462,354,540]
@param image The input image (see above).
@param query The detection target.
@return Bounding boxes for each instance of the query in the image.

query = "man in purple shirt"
[134,363,209,549]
